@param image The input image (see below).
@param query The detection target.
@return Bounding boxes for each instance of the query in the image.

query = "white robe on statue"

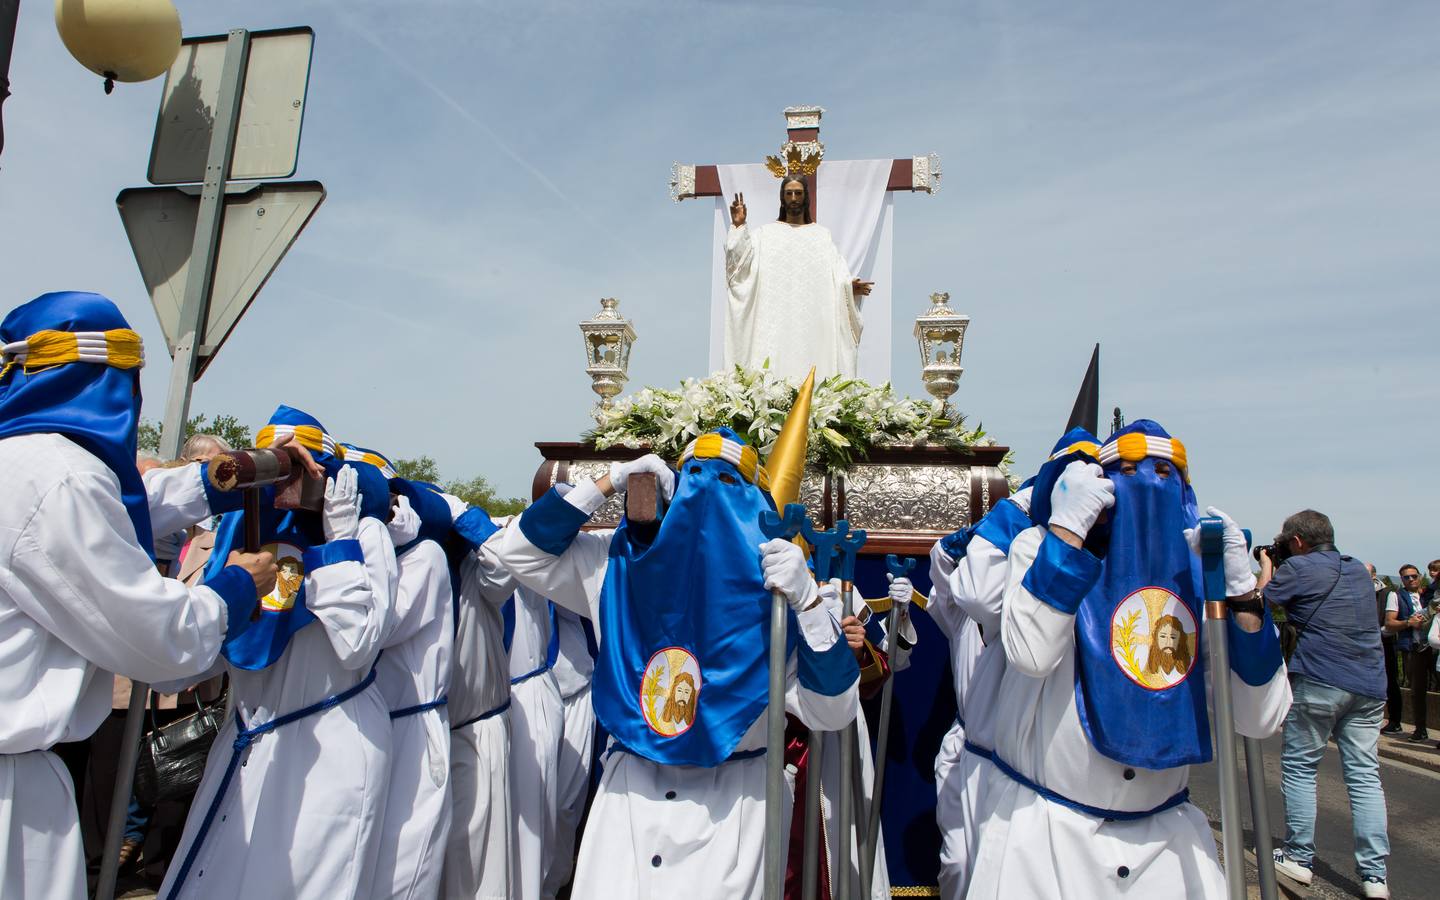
[158,515,397,900]
[966,526,1292,900]
[724,221,862,381]
[0,440,236,900]
[441,535,517,900]
[543,606,597,899]
[371,540,454,900]
[486,483,860,900]
[508,586,566,900]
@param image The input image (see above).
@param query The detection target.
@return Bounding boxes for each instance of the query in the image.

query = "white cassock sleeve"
[785,589,860,732]
[143,462,223,537]
[1001,527,1085,678]
[1219,612,1292,739]
[305,516,393,670]
[8,468,256,683]
[484,481,615,625]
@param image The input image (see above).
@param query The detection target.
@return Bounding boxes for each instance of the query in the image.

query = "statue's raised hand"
[730,192,747,227]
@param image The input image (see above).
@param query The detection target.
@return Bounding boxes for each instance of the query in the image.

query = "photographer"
[1258,510,1389,896]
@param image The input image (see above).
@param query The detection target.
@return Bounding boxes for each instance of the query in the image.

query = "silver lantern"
[913,292,969,416]
[579,297,637,423]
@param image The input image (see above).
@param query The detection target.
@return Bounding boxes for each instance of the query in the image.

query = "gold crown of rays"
[765,142,824,179]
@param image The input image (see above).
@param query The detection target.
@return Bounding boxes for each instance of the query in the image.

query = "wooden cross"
[669,105,941,218]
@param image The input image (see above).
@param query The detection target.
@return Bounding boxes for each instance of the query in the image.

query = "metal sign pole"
[94,28,250,900]
[0,0,19,165]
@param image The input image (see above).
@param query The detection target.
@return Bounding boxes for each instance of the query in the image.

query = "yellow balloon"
[54,0,181,84]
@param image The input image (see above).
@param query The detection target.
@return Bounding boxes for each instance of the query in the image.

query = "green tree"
[393,455,442,483]
[442,474,527,517]
[137,414,253,456]
[393,455,527,515]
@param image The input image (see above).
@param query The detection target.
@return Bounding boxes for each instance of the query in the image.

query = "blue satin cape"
[592,453,795,767]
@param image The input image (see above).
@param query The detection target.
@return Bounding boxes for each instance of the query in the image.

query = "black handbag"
[133,690,224,806]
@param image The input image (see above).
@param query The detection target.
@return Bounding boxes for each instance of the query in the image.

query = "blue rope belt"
[162,663,379,899]
[604,742,767,766]
[511,604,562,686]
[450,698,511,732]
[510,661,553,686]
[389,695,448,720]
[976,742,1189,823]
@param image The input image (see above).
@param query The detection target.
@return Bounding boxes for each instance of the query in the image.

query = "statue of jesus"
[723,174,874,381]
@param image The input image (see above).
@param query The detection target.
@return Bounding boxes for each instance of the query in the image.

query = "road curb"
[1377,736,1440,773]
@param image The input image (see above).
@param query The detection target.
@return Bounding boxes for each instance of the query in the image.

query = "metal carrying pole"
[1198,516,1248,900]
[94,28,251,900]
[1245,736,1279,900]
[759,503,808,900]
[863,554,913,891]
[798,521,845,900]
[835,524,867,900]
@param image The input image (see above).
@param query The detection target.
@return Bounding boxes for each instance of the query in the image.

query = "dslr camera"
[1252,539,1291,565]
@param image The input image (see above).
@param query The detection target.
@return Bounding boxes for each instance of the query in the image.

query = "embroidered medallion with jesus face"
[639,647,703,737]
[259,542,305,612]
[1110,586,1197,691]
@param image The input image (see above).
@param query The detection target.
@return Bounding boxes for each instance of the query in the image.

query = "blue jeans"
[1280,674,1389,879]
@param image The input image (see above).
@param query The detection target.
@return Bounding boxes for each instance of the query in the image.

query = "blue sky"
[3,1,1435,572]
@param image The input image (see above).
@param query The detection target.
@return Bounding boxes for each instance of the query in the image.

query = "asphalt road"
[1189,734,1437,899]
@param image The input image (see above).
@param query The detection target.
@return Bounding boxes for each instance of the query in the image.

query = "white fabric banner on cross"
[709,161,894,383]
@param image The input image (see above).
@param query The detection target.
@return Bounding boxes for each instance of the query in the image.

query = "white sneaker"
[1362,876,1390,899]
[1272,850,1313,886]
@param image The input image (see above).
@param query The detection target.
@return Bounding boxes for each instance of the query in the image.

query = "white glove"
[1048,460,1115,539]
[323,465,361,542]
[1008,485,1034,515]
[816,577,841,614]
[1184,506,1258,598]
[885,573,920,653]
[760,538,819,612]
[387,494,421,547]
[608,454,676,502]
[887,574,914,608]
[438,491,468,521]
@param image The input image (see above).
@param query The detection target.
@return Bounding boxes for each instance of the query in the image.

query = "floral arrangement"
[585,366,1000,474]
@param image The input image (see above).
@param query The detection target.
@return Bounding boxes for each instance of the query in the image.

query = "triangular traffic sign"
[116,180,325,378]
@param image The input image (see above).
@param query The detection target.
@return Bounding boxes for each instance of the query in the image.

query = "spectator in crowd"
[1384,563,1431,742]
[1368,564,1404,734]
[1262,510,1390,898]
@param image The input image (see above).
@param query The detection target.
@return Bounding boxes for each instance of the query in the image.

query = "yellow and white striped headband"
[0,328,144,381]
[256,423,344,459]
[346,450,397,479]
[1098,432,1188,479]
[1049,439,1099,461]
[679,433,771,491]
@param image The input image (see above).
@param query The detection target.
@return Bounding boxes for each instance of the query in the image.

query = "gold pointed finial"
[766,367,815,511]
